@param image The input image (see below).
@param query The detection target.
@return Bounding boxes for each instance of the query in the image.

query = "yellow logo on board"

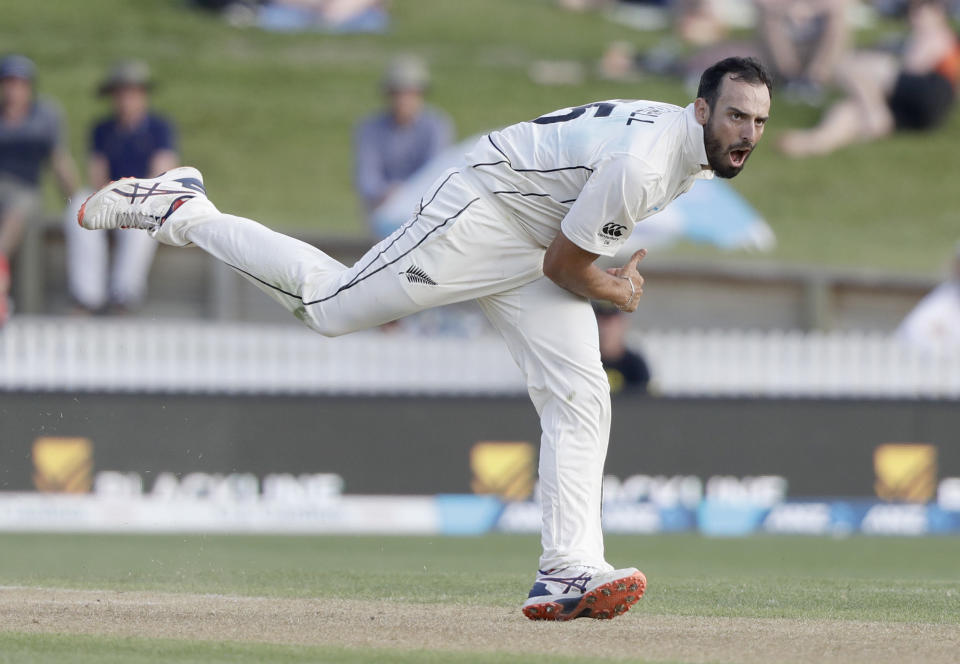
[874,443,937,503]
[470,441,535,501]
[32,437,94,493]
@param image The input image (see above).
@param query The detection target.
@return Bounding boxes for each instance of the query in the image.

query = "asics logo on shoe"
[174,177,207,195]
[111,178,205,204]
[78,166,206,232]
[536,570,592,594]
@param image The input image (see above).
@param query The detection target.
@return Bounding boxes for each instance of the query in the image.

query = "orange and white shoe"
[77,166,206,233]
[521,565,646,621]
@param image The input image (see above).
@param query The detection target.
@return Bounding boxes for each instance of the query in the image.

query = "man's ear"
[694,98,710,126]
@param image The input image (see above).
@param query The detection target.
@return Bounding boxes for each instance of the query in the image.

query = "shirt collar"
[683,103,714,180]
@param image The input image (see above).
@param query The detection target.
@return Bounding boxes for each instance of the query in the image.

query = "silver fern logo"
[401,265,438,286]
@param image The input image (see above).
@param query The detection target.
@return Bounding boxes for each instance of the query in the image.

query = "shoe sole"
[77,195,92,227]
[522,569,646,621]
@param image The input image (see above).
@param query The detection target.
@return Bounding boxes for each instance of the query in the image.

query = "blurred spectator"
[594,302,652,394]
[0,54,78,325]
[64,61,178,314]
[780,0,959,157]
[677,0,727,46]
[755,0,850,104]
[202,0,389,32]
[595,1,728,45]
[896,243,960,353]
[557,0,612,11]
[354,56,453,226]
[875,0,960,18]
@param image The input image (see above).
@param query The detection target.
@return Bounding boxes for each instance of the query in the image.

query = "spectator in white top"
[897,243,960,353]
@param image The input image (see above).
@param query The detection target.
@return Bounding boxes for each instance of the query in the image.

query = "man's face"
[112,85,149,122]
[388,88,424,126]
[696,76,771,179]
[1,77,32,109]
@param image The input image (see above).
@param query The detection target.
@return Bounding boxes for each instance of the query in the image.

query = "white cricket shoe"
[77,167,207,233]
[521,565,646,621]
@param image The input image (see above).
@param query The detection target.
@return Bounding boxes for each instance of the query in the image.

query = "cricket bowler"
[78,57,772,621]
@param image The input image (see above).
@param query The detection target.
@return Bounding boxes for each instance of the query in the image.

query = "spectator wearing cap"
[64,60,178,313]
[353,55,453,225]
[0,54,78,324]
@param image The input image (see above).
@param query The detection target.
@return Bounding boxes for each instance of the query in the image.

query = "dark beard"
[704,119,747,179]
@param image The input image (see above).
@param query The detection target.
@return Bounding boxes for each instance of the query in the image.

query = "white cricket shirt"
[462,100,714,256]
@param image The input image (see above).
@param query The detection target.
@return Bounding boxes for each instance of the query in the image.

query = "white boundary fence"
[640,330,960,398]
[1,316,958,398]
[0,317,523,396]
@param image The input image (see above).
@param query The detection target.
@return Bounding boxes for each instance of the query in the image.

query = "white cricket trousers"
[156,169,614,573]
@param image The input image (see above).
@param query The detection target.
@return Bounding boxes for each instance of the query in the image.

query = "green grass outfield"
[0,634,606,664]
[1,533,958,662]
[3,0,958,273]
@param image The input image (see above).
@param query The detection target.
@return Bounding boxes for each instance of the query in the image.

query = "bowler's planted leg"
[78,165,646,622]
[480,276,646,621]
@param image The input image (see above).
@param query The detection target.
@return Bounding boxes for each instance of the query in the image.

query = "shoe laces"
[115,207,161,230]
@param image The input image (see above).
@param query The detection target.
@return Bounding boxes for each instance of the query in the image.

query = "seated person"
[755,0,850,103]
[595,301,651,394]
[0,54,78,325]
[353,56,453,227]
[780,0,959,157]
[256,0,389,33]
[676,0,727,47]
[65,61,178,313]
[896,242,960,353]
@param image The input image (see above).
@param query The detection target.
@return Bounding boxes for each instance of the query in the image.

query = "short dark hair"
[696,57,773,110]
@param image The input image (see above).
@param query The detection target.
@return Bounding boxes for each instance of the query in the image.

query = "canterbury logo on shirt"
[599,222,627,239]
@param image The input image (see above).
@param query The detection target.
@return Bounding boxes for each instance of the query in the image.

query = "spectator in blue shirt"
[354,55,453,229]
[0,54,78,324]
[65,61,178,313]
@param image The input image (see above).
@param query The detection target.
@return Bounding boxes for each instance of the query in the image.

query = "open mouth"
[729,148,750,167]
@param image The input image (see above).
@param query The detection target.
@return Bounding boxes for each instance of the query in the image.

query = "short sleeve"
[152,115,177,152]
[353,115,389,206]
[91,120,109,156]
[430,109,454,153]
[41,100,66,151]
[560,155,660,257]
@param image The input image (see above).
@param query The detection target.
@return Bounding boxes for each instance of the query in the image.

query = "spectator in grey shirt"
[354,55,453,227]
[0,54,78,324]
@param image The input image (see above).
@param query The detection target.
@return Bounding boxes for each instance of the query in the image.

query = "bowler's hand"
[542,233,645,310]
[606,249,647,312]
